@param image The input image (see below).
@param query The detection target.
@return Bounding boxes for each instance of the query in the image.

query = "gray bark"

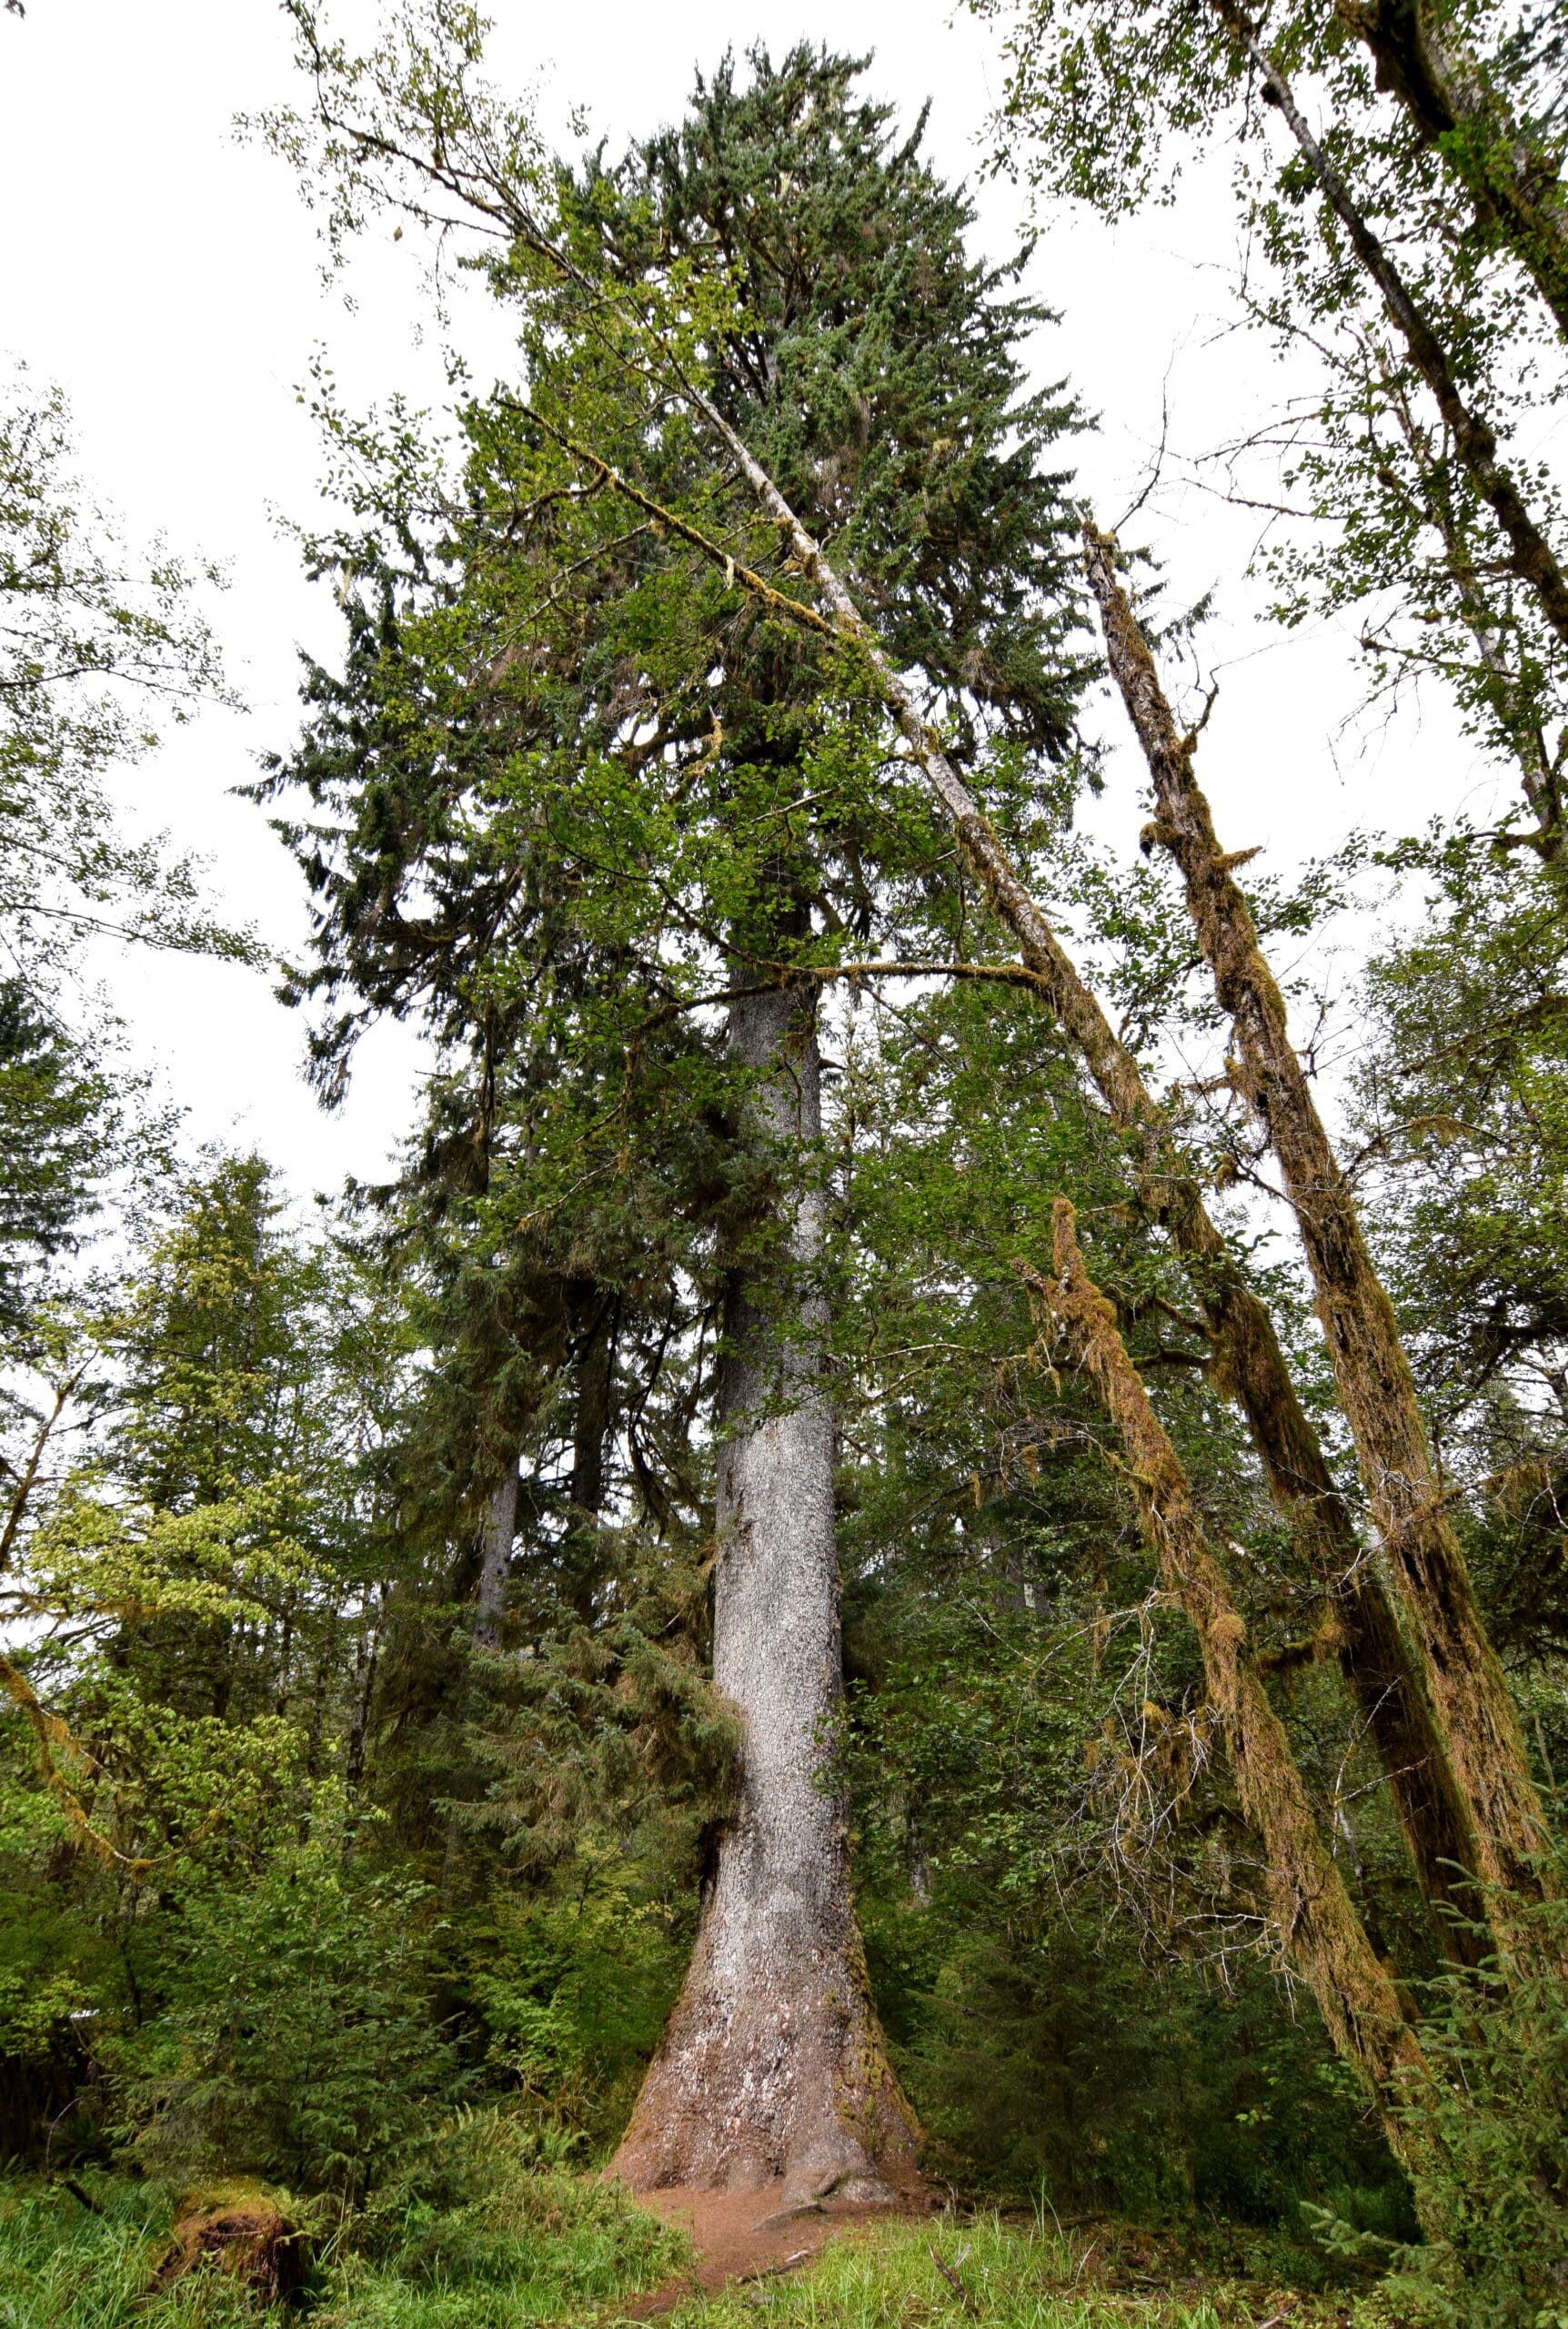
[612,983,917,2199]
[440,1467,520,1901]
[569,1307,614,1516]
[474,1466,518,1650]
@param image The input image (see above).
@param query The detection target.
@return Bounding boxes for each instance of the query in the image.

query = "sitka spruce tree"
[260,36,1089,2197]
[258,0,1507,2184]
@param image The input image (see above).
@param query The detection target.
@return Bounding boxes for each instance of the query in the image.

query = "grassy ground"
[661,2215,1360,2329]
[0,2174,1364,2329]
[0,2172,685,2329]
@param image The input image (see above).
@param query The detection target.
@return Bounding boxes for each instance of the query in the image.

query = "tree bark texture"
[440,1467,521,1899]
[669,398,1478,1946]
[569,1305,615,1516]
[474,1467,519,1650]
[1334,0,1568,344]
[1205,0,1568,652]
[1024,1203,1434,2174]
[1189,1214,1485,1957]
[613,983,918,2199]
[1084,517,1553,1940]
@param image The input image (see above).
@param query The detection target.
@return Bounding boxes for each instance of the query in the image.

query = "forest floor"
[0,2171,1373,2328]
[638,2206,1365,2329]
[632,2179,903,2300]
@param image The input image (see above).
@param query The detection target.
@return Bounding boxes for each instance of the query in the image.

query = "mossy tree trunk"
[1334,0,1568,345]
[677,408,1479,1950]
[473,1467,518,1651]
[1085,518,1553,1952]
[1024,1202,1436,2181]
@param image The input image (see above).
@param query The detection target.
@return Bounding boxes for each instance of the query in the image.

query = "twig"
[929,2246,980,2314]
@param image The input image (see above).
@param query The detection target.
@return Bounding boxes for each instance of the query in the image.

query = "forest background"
[3,1,1567,2326]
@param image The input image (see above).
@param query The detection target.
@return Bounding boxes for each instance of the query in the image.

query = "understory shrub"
[105,1803,461,2203]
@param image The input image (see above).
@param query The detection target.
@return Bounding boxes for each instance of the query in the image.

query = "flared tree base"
[611,1931,920,2203]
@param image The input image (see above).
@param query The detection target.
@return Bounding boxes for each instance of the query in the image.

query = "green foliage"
[0,2160,686,2329]
[0,361,248,995]
[1307,1880,1568,2327]
[1359,836,1568,1419]
[452,1864,694,2146]
[0,2171,1376,2329]
[106,1800,458,2201]
[337,2132,689,2328]
[1354,834,1568,1679]
[980,0,1568,848]
[0,978,114,1341]
[842,1470,1413,2235]
[0,2180,179,2329]
[7,14,1566,2294]
[866,1892,1404,2235]
[665,2212,1353,2327]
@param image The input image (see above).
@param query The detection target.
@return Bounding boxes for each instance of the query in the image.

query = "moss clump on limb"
[1083,515,1555,1970]
[1020,1200,1434,2187]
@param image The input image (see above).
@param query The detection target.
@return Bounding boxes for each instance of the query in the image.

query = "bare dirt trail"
[613,2183,911,2318]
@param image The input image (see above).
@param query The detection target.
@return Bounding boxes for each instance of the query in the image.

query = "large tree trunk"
[613,983,918,2201]
[1025,1204,1436,2185]
[1085,518,1553,1950]
[440,1467,519,1899]
[569,1301,615,1517]
[698,402,1478,1943]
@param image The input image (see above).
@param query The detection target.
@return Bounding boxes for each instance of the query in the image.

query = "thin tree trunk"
[1084,516,1553,1943]
[1334,0,1568,343]
[440,1467,519,1900]
[345,1605,379,1800]
[1204,0,1568,652]
[1023,1201,1434,2176]
[569,1306,615,1517]
[474,1467,518,1651]
[637,404,1479,1946]
[613,982,918,2200]
[342,1596,381,1873]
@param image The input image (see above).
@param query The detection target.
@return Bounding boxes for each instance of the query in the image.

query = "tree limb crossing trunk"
[652,394,1478,1947]
[1022,1203,1435,2184]
[612,983,918,2200]
[1084,517,1553,1948]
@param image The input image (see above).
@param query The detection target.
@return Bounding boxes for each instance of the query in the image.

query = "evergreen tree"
[259,41,1091,2193]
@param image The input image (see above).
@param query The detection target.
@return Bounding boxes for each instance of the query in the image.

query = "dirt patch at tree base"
[615,2181,914,2315]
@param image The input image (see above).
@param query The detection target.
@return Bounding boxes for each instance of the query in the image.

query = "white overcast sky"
[0,0,1506,1200]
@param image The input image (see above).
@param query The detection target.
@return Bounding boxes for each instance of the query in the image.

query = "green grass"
[312,2171,689,2328]
[0,2177,1363,2329]
[0,2179,189,2329]
[650,2213,1358,2329]
[0,2170,687,2329]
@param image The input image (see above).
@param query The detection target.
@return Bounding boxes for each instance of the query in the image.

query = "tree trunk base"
[611,1931,920,2203]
